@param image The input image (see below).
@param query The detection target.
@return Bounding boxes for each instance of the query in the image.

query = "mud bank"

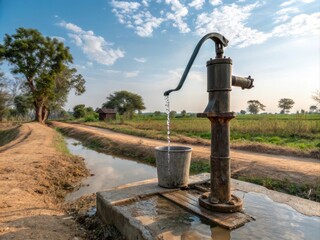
[0,122,89,239]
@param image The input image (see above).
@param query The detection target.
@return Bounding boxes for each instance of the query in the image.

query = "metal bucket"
[155,146,192,188]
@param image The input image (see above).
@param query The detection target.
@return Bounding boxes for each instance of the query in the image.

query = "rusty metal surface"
[199,192,243,213]
[160,190,251,230]
[232,75,254,89]
[164,32,228,96]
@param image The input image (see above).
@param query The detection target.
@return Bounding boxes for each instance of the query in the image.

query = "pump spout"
[232,75,254,89]
[164,33,228,96]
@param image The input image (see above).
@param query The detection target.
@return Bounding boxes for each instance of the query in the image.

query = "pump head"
[164,33,228,96]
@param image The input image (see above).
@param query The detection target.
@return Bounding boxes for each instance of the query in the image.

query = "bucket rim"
[155,146,192,152]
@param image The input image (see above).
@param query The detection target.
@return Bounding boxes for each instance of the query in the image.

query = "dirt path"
[0,123,88,239]
[52,121,320,186]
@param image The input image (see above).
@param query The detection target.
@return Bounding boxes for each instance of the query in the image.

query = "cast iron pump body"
[164,33,254,213]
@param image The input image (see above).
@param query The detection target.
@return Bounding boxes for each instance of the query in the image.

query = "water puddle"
[65,137,157,201]
[230,191,320,239]
[120,195,211,239]
[121,192,320,239]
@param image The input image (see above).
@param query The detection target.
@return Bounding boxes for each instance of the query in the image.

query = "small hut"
[96,108,117,121]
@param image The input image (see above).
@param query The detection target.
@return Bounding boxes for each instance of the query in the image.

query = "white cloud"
[111,0,163,37]
[73,64,86,70]
[111,0,140,12]
[62,22,83,33]
[142,0,149,7]
[272,13,320,37]
[276,7,300,15]
[195,3,270,48]
[165,0,190,33]
[280,0,314,7]
[124,70,140,78]
[189,0,205,10]
[104,69,120,74]
[59,21,125,65]
[274,7,300,23]
[209,0,222,6]
[134,57,147,63]
[108,0,318,47]
[133,11,164,37]
[50,36,65,42]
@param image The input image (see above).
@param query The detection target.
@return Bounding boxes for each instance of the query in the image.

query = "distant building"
[95,108,117,121]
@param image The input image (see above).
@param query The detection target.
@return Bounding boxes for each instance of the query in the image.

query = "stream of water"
[165,95,171,175]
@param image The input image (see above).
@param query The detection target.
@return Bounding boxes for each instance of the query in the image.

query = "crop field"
[86,114,320,158]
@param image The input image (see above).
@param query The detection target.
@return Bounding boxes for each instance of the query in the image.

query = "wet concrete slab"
[97,174,320,240]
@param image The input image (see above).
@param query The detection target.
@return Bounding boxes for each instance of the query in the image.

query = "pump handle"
[164,33,229,96]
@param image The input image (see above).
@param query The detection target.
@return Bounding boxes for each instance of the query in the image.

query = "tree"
[309,105,317,113]
[103,90,145,118]
[247,100,265,114]
[169,110,177,118]
[312,90,320,106]
[0,73,9,121]
[73,104,86,119]
[278,98,295,114]
[14,94,33,117]
[154,111,161,117]
[0,28,85,124]
[181,110,187,117]
[240,110,246,114]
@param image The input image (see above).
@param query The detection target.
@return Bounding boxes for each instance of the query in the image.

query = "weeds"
[54,130,70,154]
[236,176,320,202]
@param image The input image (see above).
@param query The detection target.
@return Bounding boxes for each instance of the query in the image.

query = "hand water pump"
[164,33,254,212]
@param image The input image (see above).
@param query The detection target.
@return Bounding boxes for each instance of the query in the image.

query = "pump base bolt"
[199,193,243,213]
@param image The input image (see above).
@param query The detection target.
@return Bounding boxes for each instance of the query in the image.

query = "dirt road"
[52,121,320,187]
[0,123,88,239]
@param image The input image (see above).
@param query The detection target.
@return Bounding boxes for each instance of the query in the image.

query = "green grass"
[237,176,320,202]
[83,114,320,158]
[190,160,210,175]
[54,130,71,154]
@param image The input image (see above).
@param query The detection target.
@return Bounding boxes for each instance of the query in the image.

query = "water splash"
[165,95,171,171]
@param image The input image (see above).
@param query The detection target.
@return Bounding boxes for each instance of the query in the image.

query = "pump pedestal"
[197,111,243,213]
[199,192,243,213]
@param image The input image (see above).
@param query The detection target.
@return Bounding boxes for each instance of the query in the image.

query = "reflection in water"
[65,138,157,200]
[121,195,213,240]
[211,227,230,240]
[230,191,320,240]
[65,137,320,239]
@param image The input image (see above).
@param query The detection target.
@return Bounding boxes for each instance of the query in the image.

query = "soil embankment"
[52,121,320,192]
[0,123,88,239]
[0,123,20,147]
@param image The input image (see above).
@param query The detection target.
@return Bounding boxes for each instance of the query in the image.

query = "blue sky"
[0,0,319,113]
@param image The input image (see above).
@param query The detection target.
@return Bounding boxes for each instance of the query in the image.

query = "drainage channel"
[65,137,320,239]
[64,137,157,201]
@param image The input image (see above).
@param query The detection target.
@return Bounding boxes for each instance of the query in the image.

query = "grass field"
[84,113,320,158]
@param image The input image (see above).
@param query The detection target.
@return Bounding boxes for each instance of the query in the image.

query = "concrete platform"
[97,174,320,240]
